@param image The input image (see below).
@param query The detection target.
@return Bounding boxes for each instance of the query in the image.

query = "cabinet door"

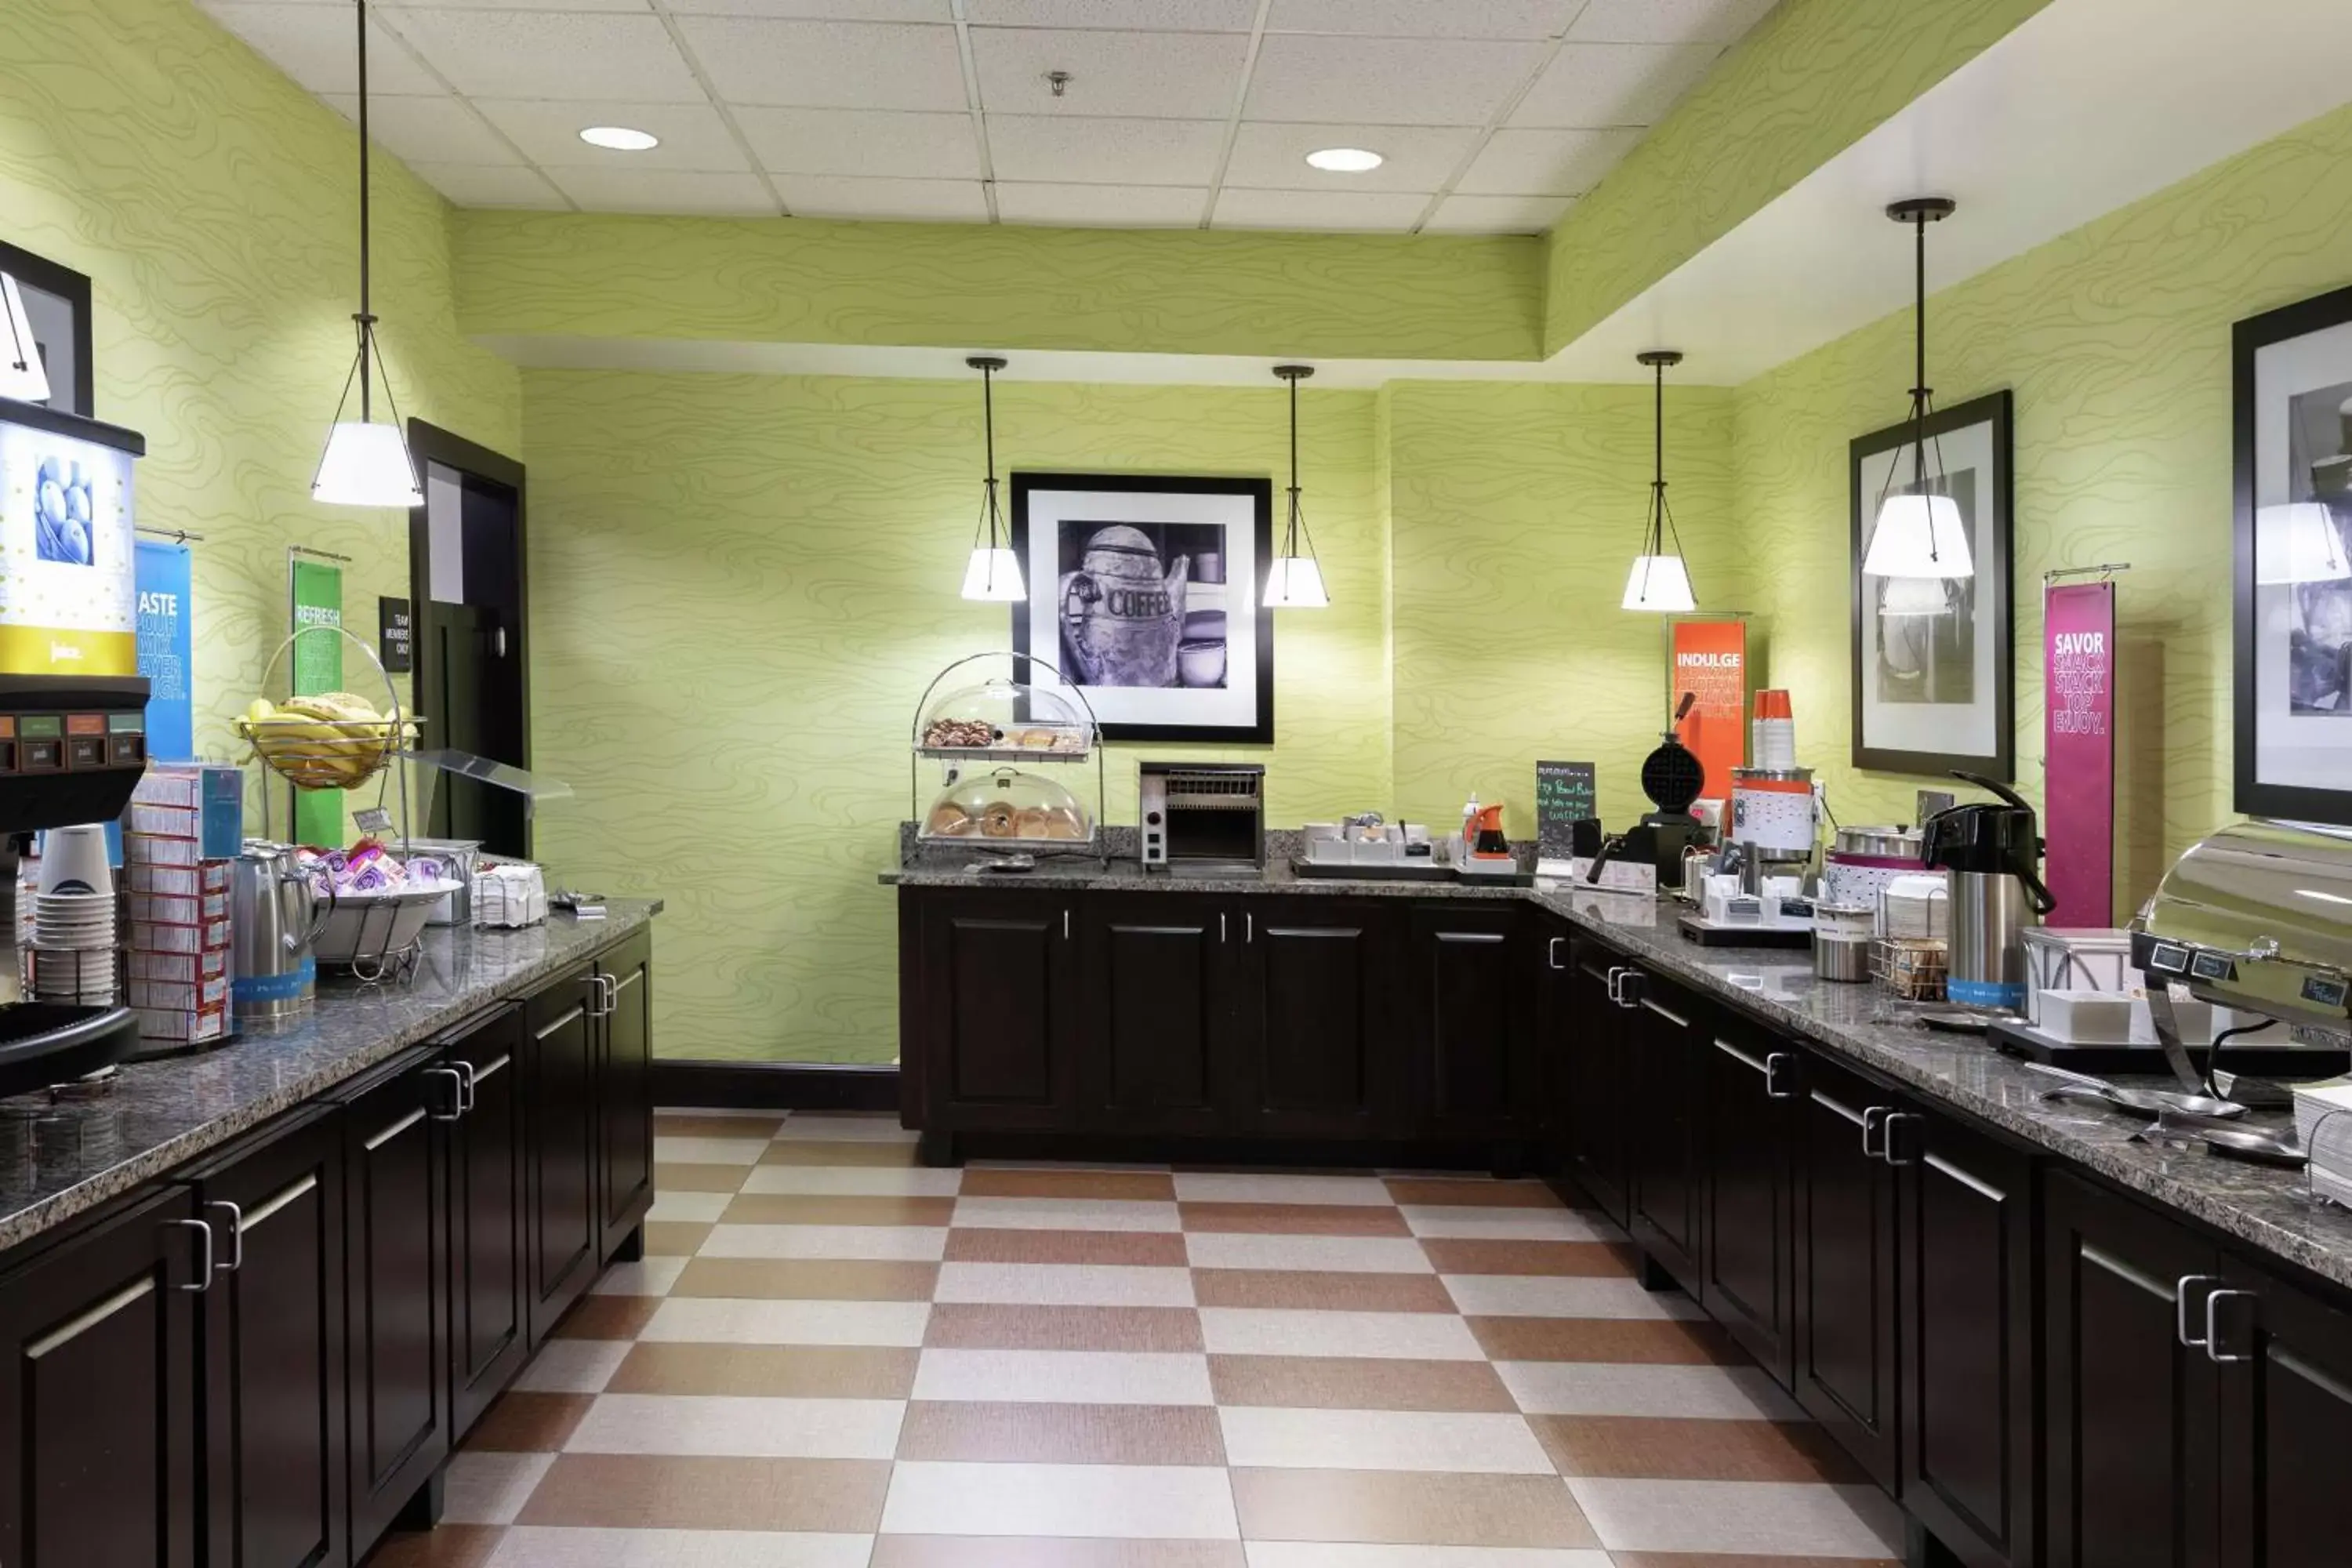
[191,1109,348,1568]
[445,1005,531,1441]
[1536,916,1575,1177]
[1562,947,1631,1227]
[2043,1171,2219,1568]
[1895,1105,2037,1568]
[1231,896,1400,1140]
[1082,895,1232,1136]
[1791,1051,1900,1490]
[1700,1024,1796,1385]
[2215,1256,2352,1568]
[1406,902,1532,1141]
[525,964,601,1345]
[343,1054,454,1557]
[915,891,1083,1132]
[598,928,656,1260]
[0,1189,200,1568]
[1623,967,1704,1290]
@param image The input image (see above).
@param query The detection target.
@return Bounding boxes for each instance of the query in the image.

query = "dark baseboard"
[652,1059,899,1112]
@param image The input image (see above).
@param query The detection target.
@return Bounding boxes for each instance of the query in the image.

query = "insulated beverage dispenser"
[1921,772,2057,1011]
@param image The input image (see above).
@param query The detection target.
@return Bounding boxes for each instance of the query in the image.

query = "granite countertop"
[887,857,2352,1293]
[0,900,662,1256]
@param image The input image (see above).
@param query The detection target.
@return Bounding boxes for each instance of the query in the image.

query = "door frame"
[406,419,531,849]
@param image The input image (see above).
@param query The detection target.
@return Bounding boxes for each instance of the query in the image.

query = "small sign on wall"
[379,595,412,673]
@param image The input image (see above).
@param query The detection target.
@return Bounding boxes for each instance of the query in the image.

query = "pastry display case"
[910,652,1104,859]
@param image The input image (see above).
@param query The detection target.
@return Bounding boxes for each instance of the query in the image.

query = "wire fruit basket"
[234,625,421,794]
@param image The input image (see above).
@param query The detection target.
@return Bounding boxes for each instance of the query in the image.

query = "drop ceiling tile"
[735,107,981,178]
[967,0,1254,28]
[771,174,990,220]
[473,100,750,171]
[676,18,969,110]
[970,28,1249,119]
[549,167,779,216]
[321,93,516,165]
[1211,186,1432,232]
[1568,0,1779,45]
[410,162,571,210]
[666,0,947,17]
[1457,126,1640,194]
[994,183,1206,227]
[986,114,1226,185]
[1243,34,1549,125]
[1223,121,1478,191]
[198,5,442,95]
[1265,0,1580,40]
[1421,191,1576,232]
[387,11,704,101]
[1510,42,1722,127]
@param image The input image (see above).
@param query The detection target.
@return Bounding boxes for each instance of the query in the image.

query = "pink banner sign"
[2044,581,2116,927]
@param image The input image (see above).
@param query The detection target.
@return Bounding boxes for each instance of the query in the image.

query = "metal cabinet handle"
[425,1065,467,1122]
[1063,909,1071,941]
[1247,912,1253,943]
[206,1200,244,1273]
[1881,1112,1922,1166]
[167,1218,214,1293]
[581,972,607,1017]
[1862,1105,1893,1159]
[1764,1052,1797,1100]
[1615,970,1646,1010]
[601,975,619,1013]
[454,1059,479,1113]
[1548,935,1565,971]
[1604,964,1627,1002]
[1221,913,1228,943]
[2205,1288,2258,1363]
[2176,1274,2220,1348]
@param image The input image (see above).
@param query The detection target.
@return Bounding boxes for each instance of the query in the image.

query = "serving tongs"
[2022,1062,2246,1121]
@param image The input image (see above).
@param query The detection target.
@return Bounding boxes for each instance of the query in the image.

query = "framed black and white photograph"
[1849,390,2015,779]
[0,240,94,419]
[1010,473,1275,743]
[2235,284,2352,824]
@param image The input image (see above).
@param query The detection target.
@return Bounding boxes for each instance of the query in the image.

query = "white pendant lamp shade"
[313,419,422,507]
[961,545,1026,601]
[2256,502,2352,585]
[1621,554,1695,613]
[1863,492,1972,579]
[0,275,51,403]
[1264,555,1330,609]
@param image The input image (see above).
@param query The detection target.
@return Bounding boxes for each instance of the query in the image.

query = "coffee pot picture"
[1058,524,1190,688]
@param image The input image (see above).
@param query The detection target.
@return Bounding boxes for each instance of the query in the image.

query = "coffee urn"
[1921,773,2057,1011]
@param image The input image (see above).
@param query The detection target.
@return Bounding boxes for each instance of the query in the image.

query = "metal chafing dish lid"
[2132,819,2352,1032]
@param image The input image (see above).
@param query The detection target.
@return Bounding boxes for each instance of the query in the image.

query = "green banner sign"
[290,559,343,844]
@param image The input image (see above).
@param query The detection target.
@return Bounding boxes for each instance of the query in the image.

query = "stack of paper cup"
[1752,689,1797,770]
[27,825,118,1004]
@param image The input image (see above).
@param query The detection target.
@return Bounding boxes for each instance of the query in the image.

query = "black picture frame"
[2233,283,2352,826]
[1848,388,2016,780]
[1010,472,1276,745]
[0,239,95,419]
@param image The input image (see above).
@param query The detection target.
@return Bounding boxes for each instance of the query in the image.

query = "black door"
[1700,1022,1798,1384]
[0,1188,201,1568]
[1562,946,1632,1226]
[341,1054,455,1557]
[598,928,657,1260]
[525,964,601,1344]
[2043,1171,2219,1568]
[1623,966,1704,1289]
[1405,902,1530,1142]
[188,1109,348,1568]
[1893,1104,2037,1568]
[1791,1049,1901,1489]
[1080,895,1232,1136]
[2215,1254,2352,1567]
[916,891,1083,1132]
[408,422,529,858]
[444,1005,531,1441]
[1230,895,1400,1139]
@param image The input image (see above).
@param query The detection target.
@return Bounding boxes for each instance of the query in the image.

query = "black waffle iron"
[1587,694,1714,885]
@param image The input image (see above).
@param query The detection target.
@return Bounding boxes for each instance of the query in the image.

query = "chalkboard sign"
[378,595,412,673]
[1536,760,1597,863]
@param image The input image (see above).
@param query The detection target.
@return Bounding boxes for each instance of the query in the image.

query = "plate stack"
[27,825,119,1005]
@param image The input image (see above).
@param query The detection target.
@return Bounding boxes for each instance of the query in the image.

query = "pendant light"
[1621,350,1696,612]
[1265,365,1329,608]
[0,274,51,404]
[1860,198,1970,579]
[960,355,1024,601]
[312,0,421,509]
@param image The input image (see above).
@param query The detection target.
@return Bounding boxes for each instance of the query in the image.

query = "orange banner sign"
[1670,619,1748,804]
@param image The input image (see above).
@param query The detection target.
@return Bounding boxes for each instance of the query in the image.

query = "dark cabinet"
[913,891,1083,1133]
[1080,895,1235,1136]
[597,928,656,1259]
[187,1109,348,1568]
[1621,964,1704,1287]
[1700,1022,1798,1384]
[1559,942,1632,1226]
[2214,1255,2352,1567]
[1230,896,1401,1140]
[0,1189,201,1568]
[443,1004,531,1441]
[1791,1049,1902,1491]
[525,961,601,1345]
[1406,902,1534,1142]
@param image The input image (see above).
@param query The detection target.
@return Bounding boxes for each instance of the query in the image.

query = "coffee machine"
[1922,772,2056,1011]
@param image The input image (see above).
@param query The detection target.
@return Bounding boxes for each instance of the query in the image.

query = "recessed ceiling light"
[1305,147,1383,173]
[579,125,659,152]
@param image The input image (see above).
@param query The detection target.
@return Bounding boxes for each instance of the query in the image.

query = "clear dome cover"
[916,677,1091,756]
[922,767,1093,843]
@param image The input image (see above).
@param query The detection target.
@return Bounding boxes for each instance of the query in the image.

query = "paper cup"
[38,826,112,897]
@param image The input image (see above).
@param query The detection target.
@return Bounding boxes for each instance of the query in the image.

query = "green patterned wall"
[461,211,1544,363]
[1733,98,2352,909]
[522,371,1388,1064]
[1388,382,1740,838]
[2,0,519,826]
[1542,0,2050,354]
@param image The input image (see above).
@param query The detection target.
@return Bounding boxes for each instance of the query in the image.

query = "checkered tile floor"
[370,1110,1906,1568]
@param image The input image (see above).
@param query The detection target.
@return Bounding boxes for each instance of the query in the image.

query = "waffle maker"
[1586,695,1712,885]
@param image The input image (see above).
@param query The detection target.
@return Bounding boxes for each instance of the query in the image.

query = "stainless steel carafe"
[230,841,330,1023]
[1921,774,2057,1011]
